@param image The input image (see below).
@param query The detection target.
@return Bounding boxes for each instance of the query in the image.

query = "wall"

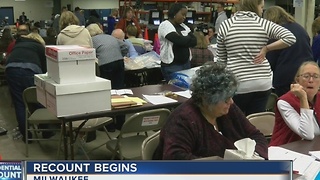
[0,0,53,22]
[0,0,119,23]
[72,0,119,10]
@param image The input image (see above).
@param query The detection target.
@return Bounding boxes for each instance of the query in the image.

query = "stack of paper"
[143,94,177,105]
[111,96,146,109]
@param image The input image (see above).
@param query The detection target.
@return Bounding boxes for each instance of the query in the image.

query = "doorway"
[0,7,14,25]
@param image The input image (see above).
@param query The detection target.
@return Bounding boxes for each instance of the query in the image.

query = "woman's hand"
[290,83,307,99]
[253,46,268,64]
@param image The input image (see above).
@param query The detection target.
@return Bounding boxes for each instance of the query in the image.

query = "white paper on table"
[143,94,177,105]
[111,89,133,95]
[174,90,192,99]
[269,146,316,175]
[309,151,320,160]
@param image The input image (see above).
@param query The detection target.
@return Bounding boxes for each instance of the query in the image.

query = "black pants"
[232,89,272,116]
[99,60,125,130]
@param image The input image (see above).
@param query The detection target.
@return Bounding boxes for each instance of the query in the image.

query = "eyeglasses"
[299,73,320,81]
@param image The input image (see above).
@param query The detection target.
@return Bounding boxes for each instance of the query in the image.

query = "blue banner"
[0,161,23,180]
[26,161,291,174]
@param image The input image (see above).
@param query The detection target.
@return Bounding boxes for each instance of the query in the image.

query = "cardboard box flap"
[46,77,111,96]
[34,74,55,88]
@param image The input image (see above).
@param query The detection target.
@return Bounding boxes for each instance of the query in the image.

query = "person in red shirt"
[116,7,142,38]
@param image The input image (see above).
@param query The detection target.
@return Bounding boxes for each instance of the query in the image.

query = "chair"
[59,117,113,160]
[246,112,275,141]
[23,87,61,157]
[106,108,170,160]
[141,130,160,160]
[265,93,278,112]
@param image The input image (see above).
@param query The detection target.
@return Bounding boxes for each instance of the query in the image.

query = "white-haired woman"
[154,62,268,160]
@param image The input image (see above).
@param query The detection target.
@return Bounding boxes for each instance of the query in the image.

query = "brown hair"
[122,7,133,19]
[312,17,320,37]
[59,11,79,31]
[194,31,208,49]
[264,6,295,25]
[126,24,137,37]
[238,0,263,15]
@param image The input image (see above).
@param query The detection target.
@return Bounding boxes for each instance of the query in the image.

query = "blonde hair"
[59,11,80,31]
[264,6,295,25]
[26,32,45,46]
[294,61,320,82]
[86,23,103,37]
[194,31,208,49]
[238,0,263,15]
[312,17,320,37]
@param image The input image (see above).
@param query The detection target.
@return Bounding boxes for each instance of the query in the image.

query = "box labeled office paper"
[45,45,96,61]
[47,57,96,84]
[34,74,55,107]
[45,77,111,117]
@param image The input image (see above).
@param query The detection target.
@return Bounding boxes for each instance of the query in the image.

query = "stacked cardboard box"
[35,45,111,117]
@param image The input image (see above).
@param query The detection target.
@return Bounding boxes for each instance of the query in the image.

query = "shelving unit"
[119,0,239,23]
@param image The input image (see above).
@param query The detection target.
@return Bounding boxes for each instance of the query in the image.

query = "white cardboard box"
[45,77,111,117]
[34,74,55,107]
[47,57,96,84]
[45,45,96,61]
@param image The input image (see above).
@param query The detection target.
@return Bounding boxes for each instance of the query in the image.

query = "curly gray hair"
[190,62,238,106]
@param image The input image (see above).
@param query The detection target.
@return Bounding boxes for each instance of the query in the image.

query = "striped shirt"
[216,11,296,85]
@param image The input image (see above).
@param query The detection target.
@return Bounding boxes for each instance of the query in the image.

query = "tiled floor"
[0,84,117,160]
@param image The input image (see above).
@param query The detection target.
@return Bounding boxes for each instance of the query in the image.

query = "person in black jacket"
[5,32,47,142]
[264,6,314,97]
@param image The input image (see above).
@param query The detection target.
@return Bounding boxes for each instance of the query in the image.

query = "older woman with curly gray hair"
[154,62,268,160]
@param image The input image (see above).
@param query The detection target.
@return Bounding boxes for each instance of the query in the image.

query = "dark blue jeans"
[232,89,272,116]
[6,67,37,137]
[161,61,191,82]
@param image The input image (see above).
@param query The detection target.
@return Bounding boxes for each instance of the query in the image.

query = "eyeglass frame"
[298,73,320,80]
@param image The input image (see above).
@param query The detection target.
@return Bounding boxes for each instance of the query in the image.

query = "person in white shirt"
[270,61,320,146]
[215,3,228,34]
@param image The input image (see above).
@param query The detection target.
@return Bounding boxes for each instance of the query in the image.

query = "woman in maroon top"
[116,7,142,38]
[154,62,268,160]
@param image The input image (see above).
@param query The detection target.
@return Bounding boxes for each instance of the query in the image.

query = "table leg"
[62,120,68,160]
[69,121,74,160]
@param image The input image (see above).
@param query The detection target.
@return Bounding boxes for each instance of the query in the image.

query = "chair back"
[119,108,170,136]
[141,130,160,160]
[246,112,275,138]
[266,93,278,112]
[23,86,40,115]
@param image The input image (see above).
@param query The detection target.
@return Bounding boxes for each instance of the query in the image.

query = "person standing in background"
[52,6,68,34]
[74,7,85,26]
[216,0,296,116]
[312,17,320,66]
[158,3,197,82]
[116,7,142,38]
[215,3,228,34]
[264,6,313,97]
[19,12,27,25]
[107,9,119,35]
